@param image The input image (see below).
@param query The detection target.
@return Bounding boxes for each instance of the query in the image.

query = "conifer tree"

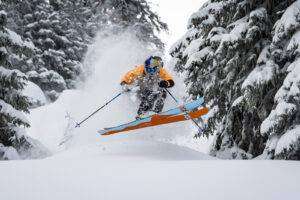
[99,0,168,48]
[4,0,84,100]
[260,1,300,159]
[50,0,168,48]
[0,9,48,159]
[170,0,298,159]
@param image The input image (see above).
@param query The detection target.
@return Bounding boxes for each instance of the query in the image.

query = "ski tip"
[98,129,108,135]
[98,129,119,136]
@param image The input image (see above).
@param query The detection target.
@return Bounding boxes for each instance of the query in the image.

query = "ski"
[98,98,208,136]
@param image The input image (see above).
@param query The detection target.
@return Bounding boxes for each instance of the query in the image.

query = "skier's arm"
[159,68,175,88]
[121,65,144,85]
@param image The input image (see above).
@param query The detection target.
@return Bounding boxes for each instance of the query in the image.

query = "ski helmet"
[144,56,163,75]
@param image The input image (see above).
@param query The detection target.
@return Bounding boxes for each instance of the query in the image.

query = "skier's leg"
[147,91,158,111]
[153,90,167,113]
[137,90,152,116]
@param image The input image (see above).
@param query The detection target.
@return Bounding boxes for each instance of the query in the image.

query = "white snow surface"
[1,150,299,200]
[0,144,20,160]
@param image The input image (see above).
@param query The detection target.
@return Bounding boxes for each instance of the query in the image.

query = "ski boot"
[135,111,157,120]
[135,113,147,120]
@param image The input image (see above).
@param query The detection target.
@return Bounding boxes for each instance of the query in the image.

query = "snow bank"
[0,144,20,160]
[53,139,213,161]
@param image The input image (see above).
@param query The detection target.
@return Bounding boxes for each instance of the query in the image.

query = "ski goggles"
[145,65,159,75]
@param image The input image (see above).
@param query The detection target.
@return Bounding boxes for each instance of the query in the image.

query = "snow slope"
[1,146,299,200]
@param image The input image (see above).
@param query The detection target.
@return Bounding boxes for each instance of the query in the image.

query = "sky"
[149,0,207,52]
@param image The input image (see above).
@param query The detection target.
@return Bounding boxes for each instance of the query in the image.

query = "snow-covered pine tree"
[4,0,84,101]
[49,0,102,42]
[99,0,168,48]
[50,0,168,48]
[49,0,168,62]
[1,0,36,75]
[0,9,48,159]
[170,0,299,159]
[260,1,300,160]
[22,0,84,100]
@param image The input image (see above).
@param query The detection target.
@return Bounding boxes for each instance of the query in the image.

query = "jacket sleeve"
[121,65,144,85]
[159,68,175,87]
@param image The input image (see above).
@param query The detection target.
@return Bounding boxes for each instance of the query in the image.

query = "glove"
[120,81,131,92]
[158,80,169,88]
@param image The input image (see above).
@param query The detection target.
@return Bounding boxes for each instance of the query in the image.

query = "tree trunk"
[266,0,273,12]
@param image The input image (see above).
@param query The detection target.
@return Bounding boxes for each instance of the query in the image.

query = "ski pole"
[164,88,203,131]
[164,88,179,103]
[75,92,123,128]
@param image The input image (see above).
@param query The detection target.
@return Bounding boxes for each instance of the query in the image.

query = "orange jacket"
[121,65,174,85]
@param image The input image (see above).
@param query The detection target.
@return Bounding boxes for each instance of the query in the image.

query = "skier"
[120,56,175,119]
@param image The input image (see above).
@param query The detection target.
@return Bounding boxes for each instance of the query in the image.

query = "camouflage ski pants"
[137,89,167,115]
